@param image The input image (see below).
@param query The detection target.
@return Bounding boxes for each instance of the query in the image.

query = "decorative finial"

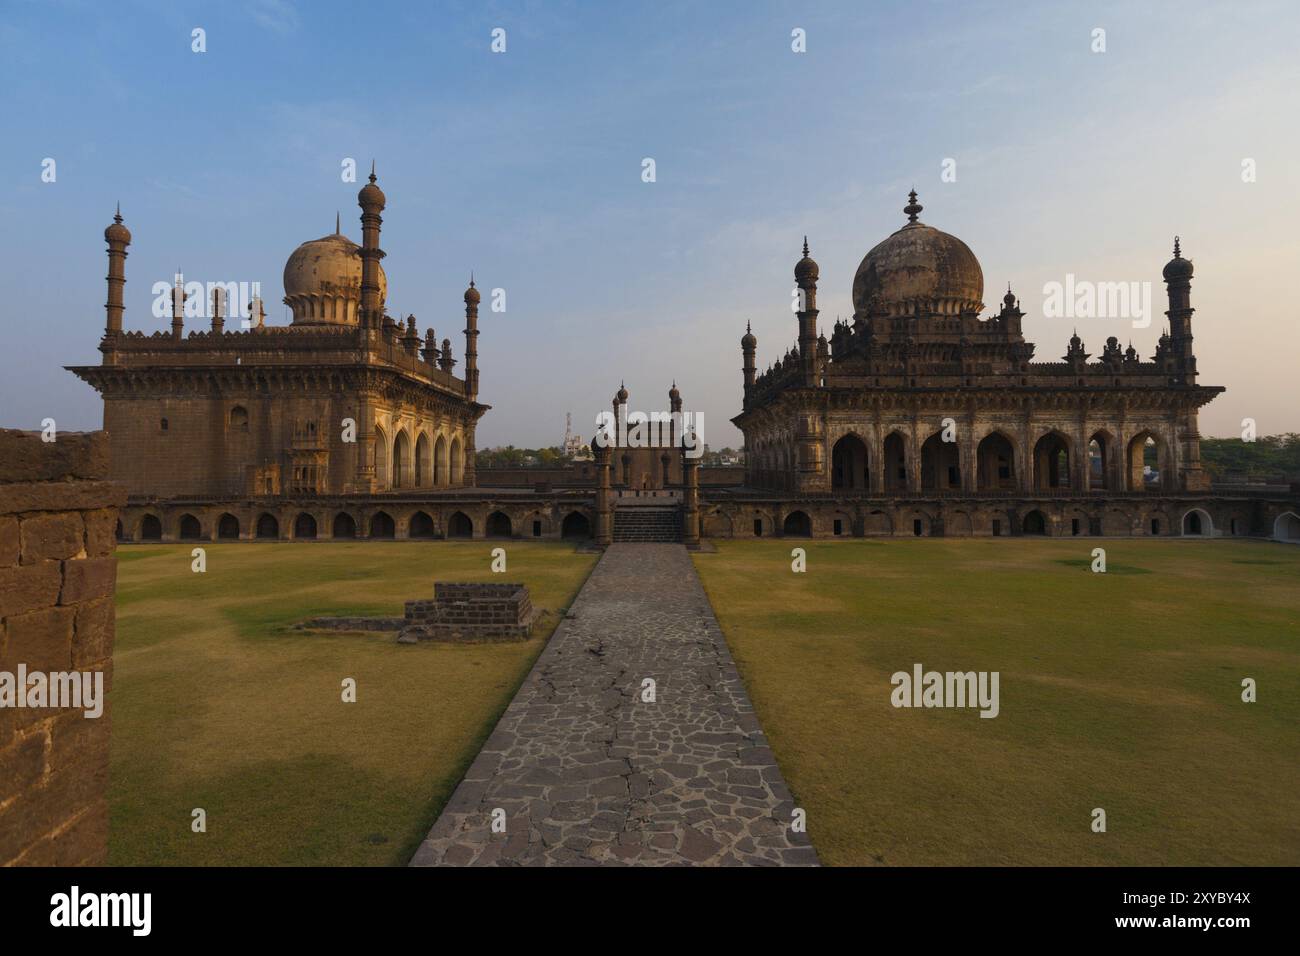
[114,202,122,223]
[1173,235,1181,257]
[335,211,340,234]
[470,271,475,288]
[746,320,752,332]
[369,160,376,183]
[904,188,922,223]
[802,236,809,257]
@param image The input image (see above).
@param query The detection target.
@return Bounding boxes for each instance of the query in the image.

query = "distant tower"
[1163,236,1196,384]
[357,162,387,329]
[103,204,130,338]
[463,275,480,401]
[794,237,819,387]
[741,321,757,399]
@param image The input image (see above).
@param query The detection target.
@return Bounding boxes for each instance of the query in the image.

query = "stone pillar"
[682,455,700,548]
[595,446,612,547]
[0,429,123,866]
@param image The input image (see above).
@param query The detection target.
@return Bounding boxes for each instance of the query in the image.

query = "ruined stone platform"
[410,543,817,866]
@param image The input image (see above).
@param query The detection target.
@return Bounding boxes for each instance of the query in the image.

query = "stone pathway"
[410,543,818,866]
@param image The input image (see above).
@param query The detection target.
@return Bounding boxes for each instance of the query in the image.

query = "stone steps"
[612,507,682,542]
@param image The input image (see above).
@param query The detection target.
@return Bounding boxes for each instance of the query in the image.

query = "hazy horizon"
[3,0,1298,448]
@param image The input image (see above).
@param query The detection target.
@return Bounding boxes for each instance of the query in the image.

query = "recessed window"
[532,520,542,537]
[992,519,1002,536]
[833,519,843,536]
[160,417,169,432]
[229,406,249,430]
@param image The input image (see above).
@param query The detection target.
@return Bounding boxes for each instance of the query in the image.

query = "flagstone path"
[410,543,818,866]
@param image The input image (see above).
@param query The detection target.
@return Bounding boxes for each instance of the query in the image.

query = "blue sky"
[2,0,1298,448]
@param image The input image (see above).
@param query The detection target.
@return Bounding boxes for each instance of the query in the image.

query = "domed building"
[68,170,505,542]
[282,222,388,325]
[726,190,1228,538]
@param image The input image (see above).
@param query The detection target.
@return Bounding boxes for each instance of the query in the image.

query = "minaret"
[741,322,757,399]
[103,204,130,337]
[794,237,820,387]
[668,380,682,449]
[1162,236,1196,384]
[357,162,387,329]
[210,286,225,333]
[463,275,480,401]
[170,270,185,340]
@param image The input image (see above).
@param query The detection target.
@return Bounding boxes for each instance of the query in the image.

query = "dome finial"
[335,211,340,234]
[114,201,122,223]
[802,235,809,258]
[369,160,377,184]
[470,270,475,287]
[904,188,923,223]
[1173,235,1181,258]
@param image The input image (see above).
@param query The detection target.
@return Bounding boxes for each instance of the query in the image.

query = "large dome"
[851,193,983,318]
[282,230,386,325]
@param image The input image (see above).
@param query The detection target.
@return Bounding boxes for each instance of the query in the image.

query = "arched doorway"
[140,514,163,540]
[447,511,473,538]
[374,425,389,488]
[561,512,592,539]
[976,432,1016,491]
[883,432,908,492]
[332,513,357,539]
[450,438,464,485]
[1273,511,1300,541]
[294,513,317,539]
[256,513,279,539]
[1022,510,1047,535]
[1182,508,1212,536]
[782,511,812,537]
[392,431,411,489]
[920,432,961,491]
[486,511,512,538]
[1033,433,1071,490]
[409,511,435,538]
[1127,431,1165,491]
[218,513,240,539]
[831,434,869,491]
[1088,431,1114,490]
[178,514,202,540]
[370,511,395,539]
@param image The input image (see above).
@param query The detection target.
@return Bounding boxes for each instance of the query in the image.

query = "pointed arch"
[392,430,412,489]
[831,433,870,491]
[976,431,1017,491]
[1088,429,1116,490]
[920,430,961,491]
[450,436,464,485]
[1126,430,1168,491]
[1033,431,1072,490]
[434,434,449,487]
[883,431,908,492]
[374,424,390,488]
[415,432,431,487]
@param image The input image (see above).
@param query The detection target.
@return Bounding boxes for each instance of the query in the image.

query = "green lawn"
[693,538,1300,866]
[109,541,597,866]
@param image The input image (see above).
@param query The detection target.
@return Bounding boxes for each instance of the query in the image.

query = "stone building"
[717,191,1297,539]
[68,169,486,514]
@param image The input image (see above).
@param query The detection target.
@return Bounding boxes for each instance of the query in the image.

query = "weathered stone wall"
[0,429,123,866]
[401,582,535,642]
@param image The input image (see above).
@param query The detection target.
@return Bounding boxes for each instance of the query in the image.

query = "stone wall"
[401,582,535,642]
[0,429,123,866]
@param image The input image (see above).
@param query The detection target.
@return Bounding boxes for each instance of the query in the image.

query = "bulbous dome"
[282,231,386,325]
[852,193,983,318]
[1163,237,1193,281]
[105,210,131,245]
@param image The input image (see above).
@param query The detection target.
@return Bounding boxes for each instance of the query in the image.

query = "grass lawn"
[693,537,1300,866]
[109,540,597,866]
